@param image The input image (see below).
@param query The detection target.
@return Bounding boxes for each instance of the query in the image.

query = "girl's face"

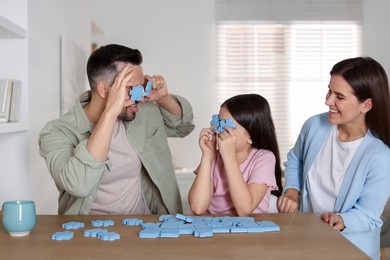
[219,106,252,151]
[325,75,371,129]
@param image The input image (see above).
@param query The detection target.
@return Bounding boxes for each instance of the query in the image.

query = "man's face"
[117,63,144,122]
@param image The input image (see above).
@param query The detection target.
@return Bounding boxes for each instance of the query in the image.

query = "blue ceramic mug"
[2,200,36,236]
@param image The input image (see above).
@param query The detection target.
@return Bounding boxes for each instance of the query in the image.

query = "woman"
[277,57,390,259]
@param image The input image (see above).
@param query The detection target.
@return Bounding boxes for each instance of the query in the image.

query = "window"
[216,0,362,167]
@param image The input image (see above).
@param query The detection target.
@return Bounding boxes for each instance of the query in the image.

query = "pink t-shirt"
[208,148,277,215]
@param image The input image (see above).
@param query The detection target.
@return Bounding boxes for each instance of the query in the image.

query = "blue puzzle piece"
[160,227,180,238]
[194,226,213,238]
[62,221,85,229]
[52,231,74,241]
[99,231,120,241]
[122,218,143,226]
[139,228,161,238]
[210,114,220,133]
[255,221,280,232]
[130,80,152,101]
[176,213,194,223]
[91,219,114,227]
[130,86,144,101]
[84,228,108,237]
[144,80,152,97]
[210,114,235,133]
[218,119,235,133]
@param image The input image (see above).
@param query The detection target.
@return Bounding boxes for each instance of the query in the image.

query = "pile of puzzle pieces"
[51,214,280,241]
[133,214,280,238]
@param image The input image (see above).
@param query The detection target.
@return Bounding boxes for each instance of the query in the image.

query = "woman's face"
[325,75,369,128]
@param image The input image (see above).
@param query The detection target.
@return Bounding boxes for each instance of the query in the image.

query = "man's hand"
[143,75,168,102]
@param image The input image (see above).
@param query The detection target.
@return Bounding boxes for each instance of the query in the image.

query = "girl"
[188,94,283,216]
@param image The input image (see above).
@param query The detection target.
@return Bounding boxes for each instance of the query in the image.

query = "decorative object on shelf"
[60,36,87,115]
[0,79,21,123]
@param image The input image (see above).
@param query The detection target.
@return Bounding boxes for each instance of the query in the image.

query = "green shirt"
[39,91,195,215]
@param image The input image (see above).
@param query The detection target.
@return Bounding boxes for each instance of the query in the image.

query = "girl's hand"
[321,212,345,231]
[217,126,236,160]
[199,127,216,158]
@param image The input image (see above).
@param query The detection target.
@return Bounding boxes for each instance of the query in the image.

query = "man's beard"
[118,107,136,122]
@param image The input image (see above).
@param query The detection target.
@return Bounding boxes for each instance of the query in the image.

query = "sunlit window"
[216,2,362,167]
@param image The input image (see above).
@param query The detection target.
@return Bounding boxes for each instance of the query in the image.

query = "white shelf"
[0,122,28,133]
[0,15,26,38]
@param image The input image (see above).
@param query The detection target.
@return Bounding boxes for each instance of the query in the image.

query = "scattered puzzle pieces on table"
[52,231,74,240]
[62,221,85,229]
[137,214,280,239]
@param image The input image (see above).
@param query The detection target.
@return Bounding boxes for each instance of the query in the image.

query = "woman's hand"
[277,189,299,213]
[321,212,345,231]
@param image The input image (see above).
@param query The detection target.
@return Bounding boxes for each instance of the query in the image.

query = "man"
[39,44,195,215]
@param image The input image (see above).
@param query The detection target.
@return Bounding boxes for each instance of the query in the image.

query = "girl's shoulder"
[249,148,276,162]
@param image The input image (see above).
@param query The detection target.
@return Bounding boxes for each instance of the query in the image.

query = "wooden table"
[0,213,369,259]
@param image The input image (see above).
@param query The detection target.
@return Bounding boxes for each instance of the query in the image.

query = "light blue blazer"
[284,113,390,260]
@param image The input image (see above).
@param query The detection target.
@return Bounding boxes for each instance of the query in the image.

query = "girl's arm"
[218,127,270,216]
[225,161,269,216]
[188,128,216,215]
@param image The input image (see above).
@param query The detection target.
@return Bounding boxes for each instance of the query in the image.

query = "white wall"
[363,0,390,73]
[1,0,389,214]
[28,0,91,213]
[0,0,30,204]
[91,0,215,170]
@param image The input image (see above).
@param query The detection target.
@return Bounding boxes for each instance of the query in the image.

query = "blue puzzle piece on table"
[210,114,235,133]
[141,222,161,229]
[194,226,213,238]
[139,228,161,238]
[62,221,85,229]
[176,213,194,223]
[91,219,114,227]
[160,227,180,238]
[99,231,120,241]
[52,231,74,241]
[84,228,108,237]
[122,218,143,226]
[255,221,280,232]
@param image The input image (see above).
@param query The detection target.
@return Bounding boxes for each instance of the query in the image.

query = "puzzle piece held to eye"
[210,114,220,133]
[130,80,152,101]
[144,80,152,97]
[130,86,144,101]
[210,114,235,133]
